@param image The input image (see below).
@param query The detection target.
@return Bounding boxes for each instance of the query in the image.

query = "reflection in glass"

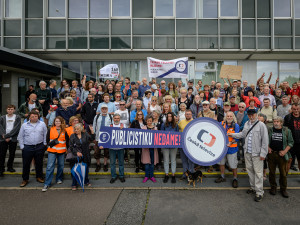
[26,0,43,18]
[154,20,175,35]
[220,0,238,17]
[176,0,195,18]
[132,0,153,18]
[69,0,88,18]
[274,0,291,17]
[221,37,239,49]
[111,20,131,35]
[176,37,196,49]
[280,62,299,71]
[47,20,66,35]
[279,71,300,84]
[133,37,153,49]
[155,37,175,49]
[90,20,109,35]
[5,0,22,18]
[257,0,270,18]
[112,0,130,17]
[242,20,255,35]
[156,0,173,17]
[257,61,278,84]
[198,20,218,35]
[243,37,255,49]
[26,20,43,35]
[196,62,215,70]
[220,20,239,35]
[275,37,292,49]
[90,37,109,49]
[257,20,271,35]
[133,20,153,35]
[274,20,292,35]
[242,0,255,18]
[90,0,109,18]
[258,37,270,49]
[111,37,131,49]
[176,20,196,35]
[198,37,218,49]
[26,37,43,49]
[195,72,216,85]
[68,20,87,35]
[4,20,21,36]
[199,0,217,18]
[47,37,66,49]
[68,37,87,49]
[48,0,65,17]
[4,37,21,49]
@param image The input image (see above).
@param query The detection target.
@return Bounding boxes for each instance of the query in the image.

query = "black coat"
[130,120,146,129]
[69,132,95,166]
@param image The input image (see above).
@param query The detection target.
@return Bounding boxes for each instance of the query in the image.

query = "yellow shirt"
[178,119,193,132]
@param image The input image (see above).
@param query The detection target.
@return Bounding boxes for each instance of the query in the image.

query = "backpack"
[95,113,113,126]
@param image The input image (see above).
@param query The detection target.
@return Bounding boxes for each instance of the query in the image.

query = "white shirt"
[28,103,36,111]
[6,114,16,134]
[115,109,130,127]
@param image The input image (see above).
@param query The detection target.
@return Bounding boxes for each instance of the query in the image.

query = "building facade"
[0,0,300,112]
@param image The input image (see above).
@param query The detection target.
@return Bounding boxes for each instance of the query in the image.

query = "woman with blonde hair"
[42,116,69,191]
[147,96,161,114]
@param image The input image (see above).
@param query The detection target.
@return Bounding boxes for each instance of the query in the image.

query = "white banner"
[99,64,119,79]
[147,57,188,78]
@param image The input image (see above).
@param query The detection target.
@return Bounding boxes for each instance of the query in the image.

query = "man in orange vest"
[215,111,240,188]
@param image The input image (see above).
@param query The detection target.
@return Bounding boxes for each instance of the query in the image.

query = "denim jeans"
[109,149,124,179]
[145,148,154,178]
[70,163,89,186]
[180,148,194,175]
[44,152,65,186]
[162,148,177,174]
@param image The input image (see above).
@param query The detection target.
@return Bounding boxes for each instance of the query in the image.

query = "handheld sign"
[99,64,119,79]
[98,118,228,166]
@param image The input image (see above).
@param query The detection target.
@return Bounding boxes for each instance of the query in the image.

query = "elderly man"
[150,84,159,97]
[229,109,268,202]
[17,111,47,187]
[190,95,203,119]
[96,93,116,115]
[17,93,43,119]
[138,78,150,98]
[56,98,77,125]
[267,116,294,198]
[216,111,240,188]
[277,95,291,118]
[160,80,168,91]
[197,101,215,119]
[126,90,141,111]
[187,80,198,96]
[36,81,52,123]
[258,98,278,128]
[259,87,276,108]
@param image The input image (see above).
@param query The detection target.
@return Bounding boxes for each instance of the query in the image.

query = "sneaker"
[254,195,263,202]
[232,179,238,188]
[150,177,157,183]
[280,190,289,198]
[95,164,101,172]
[291,166,298,171]
[269,187,277,195]
[42,185,48,192]
[119,177,125,183]
[171,176,176,183]
[215,176,226,183]
[246,189,256,194]
[71,186,77,191]
[163,175,169,183]
[57,180,63,184]
[103,164,108,172]
[143,177,149,183]
[110,178,117,184]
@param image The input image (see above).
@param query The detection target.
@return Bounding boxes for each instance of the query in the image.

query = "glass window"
[4,20,21,36]
[112,0,130,17]
[47,20,66,35]
[279,62,300,84]
[220,0,238,17]
[257,20,271,36]
[220,20,239,35]
[198,20,218,35]
[221,37,239,49]
[25,0,43,18]
[257,61,278,84]
[48,0,65,17]
[47,37,66,49]
[5,0,22,18]
[195,72,216,85]
[68,20,87,35]
[257,0,270,18]
[198,37,218,49]
[242,37,255,49]
[82,62,95,77]
[132,0,153,18]
[90,0,109,18]
[4,37,21,49]
[156,0,173,17]
[258,37,271,49]
[242,20,255,35]
[242,0,255,18]
[196,62,215,70]
[295,0,300,18]
[68,37,87,49]
[296,20,300,36]
[176,0,195,18]
[133,20,153,35]
[176,20,196,35]
[274,0,291,17]
[90,20,109,35]
[111,37,131,49]
[154,19,175,35]
[176,37,196,49]
[133,37,153,49]
[111,20,131,35]
[275,37,292,49]
[154,37,175,49]
[25,37,43,49]
[25,20,43,36]
[274,20,292,35]
[199,0,217,18]
[90,37,109,49]
[296,38,300,49]
[69,0,88,18]
[280,62,299,70]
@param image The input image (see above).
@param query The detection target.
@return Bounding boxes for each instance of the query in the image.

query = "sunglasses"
[239,106,245,108]
[152,100,157,102]
[120,104,125,106]
[137,114,143,116]
[116,96,121,98]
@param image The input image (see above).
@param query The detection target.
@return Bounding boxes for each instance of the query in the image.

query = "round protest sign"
[181,118,228,166]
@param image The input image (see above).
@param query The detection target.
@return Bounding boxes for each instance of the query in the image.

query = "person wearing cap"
[223,102,231,116]
[187,80,198,96]
[93,103,113,172]
[197,100,214,119]
[150,84,159,97]
[229,96,238,112]
[228,109,268,202]
[46,105,58,127]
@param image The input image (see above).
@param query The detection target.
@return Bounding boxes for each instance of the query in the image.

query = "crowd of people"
[0,73,299,202]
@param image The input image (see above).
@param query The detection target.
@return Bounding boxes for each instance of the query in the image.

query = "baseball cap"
[224,102,230,106]
[247,109,257,115]
[233,80,238,82]
[101,104,108,109]
[188,79,194,83]
[229,95,236,99]
[151,84,157,90]
[131,82,136,85]
[202,100,209,105]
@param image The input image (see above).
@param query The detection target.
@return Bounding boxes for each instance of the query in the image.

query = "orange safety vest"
[47,127,67,154]
[65,126,74,138]
[222,121,238,148]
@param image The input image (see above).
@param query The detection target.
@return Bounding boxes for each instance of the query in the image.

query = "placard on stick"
[219,65,243,79]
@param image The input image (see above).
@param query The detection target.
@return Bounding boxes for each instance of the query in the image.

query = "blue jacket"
[160,123,179,132]
[234,111,249,131]
[56,105,77,125]
[130,109,147,123]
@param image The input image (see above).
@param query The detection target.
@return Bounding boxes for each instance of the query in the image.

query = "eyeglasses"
[239,106,245,108]
[152,100,157,102]
[137,114,143,116]
[120,104,125,106]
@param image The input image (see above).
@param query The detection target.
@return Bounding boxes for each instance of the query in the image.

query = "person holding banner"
[141,115,159,183]
[161,112,179,183]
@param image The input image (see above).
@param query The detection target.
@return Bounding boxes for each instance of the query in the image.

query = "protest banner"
[147,57,188,78]
[98,118,228,166]
[219,65,243,79]
[99,64,119,79]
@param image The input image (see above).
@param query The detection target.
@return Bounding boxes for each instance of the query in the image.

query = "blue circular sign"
[182,117,228,166]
